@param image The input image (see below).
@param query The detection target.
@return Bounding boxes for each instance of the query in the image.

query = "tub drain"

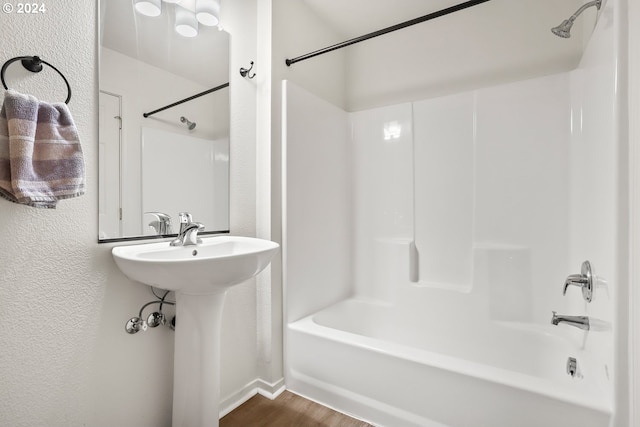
[566,357,579,378]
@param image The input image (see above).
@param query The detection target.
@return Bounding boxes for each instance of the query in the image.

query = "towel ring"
[0,56,72,104]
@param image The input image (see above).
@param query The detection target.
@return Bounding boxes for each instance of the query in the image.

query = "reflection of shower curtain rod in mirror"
[142,82,229,118]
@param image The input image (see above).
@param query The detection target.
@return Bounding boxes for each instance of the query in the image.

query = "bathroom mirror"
[98,0,230,242]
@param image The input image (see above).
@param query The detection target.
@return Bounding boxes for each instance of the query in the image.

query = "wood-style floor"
[220,391,374,427]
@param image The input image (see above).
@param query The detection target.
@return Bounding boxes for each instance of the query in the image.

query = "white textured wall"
[0,1,260,426]
[0,2,101,426]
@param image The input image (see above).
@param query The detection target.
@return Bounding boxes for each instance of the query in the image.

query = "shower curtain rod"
[142,82,230,118]
[285,0,492,67]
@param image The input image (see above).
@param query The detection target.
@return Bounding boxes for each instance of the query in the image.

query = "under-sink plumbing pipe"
[125,289,176,334]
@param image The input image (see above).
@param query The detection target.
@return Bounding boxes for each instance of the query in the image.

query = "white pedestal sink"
[112,236,279,427]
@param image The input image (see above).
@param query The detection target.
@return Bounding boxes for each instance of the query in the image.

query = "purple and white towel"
[0,90,85,208]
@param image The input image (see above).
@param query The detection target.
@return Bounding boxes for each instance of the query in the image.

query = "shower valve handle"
[563,261,593,303]
[563,275,587,293]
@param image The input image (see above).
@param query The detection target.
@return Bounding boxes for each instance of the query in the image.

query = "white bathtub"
[286,298,612,427]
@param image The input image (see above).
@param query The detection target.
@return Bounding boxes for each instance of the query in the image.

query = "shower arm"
[566,0,601,23]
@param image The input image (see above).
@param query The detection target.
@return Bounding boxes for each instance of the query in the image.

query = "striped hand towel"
[0,90,85,208]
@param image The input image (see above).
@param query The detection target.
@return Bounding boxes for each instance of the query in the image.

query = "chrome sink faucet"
[551,311,590,331]
[170,212,204,247]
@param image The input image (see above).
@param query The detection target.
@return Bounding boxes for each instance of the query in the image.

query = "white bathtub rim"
[288,315,613,416]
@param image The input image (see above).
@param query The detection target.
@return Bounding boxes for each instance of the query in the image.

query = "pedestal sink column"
[172,290,227,427]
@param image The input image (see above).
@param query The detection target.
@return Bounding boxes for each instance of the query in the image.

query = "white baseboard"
[219,377,286,418]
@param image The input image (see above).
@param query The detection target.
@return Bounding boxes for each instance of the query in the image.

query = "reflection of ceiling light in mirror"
[196,0,220,26]
[134,0,161,17]
[175,7,198,37]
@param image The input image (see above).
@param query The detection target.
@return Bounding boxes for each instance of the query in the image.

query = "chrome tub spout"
[551,311,590,330]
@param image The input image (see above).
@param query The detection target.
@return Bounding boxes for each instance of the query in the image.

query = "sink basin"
[112,235,279,294]
[112,235,279,427]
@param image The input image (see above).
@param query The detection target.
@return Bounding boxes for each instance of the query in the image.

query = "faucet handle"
[177,212,193,224]
[563,261,593,302]
[563,274,587,293]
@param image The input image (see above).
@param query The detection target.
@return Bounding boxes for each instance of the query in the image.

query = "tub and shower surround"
[283,5,618,426]
[283,15,616,427]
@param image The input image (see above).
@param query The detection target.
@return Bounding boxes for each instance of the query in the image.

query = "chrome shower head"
[180,116,196,130]
[551,19,573,38]
[551,0,601,39]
